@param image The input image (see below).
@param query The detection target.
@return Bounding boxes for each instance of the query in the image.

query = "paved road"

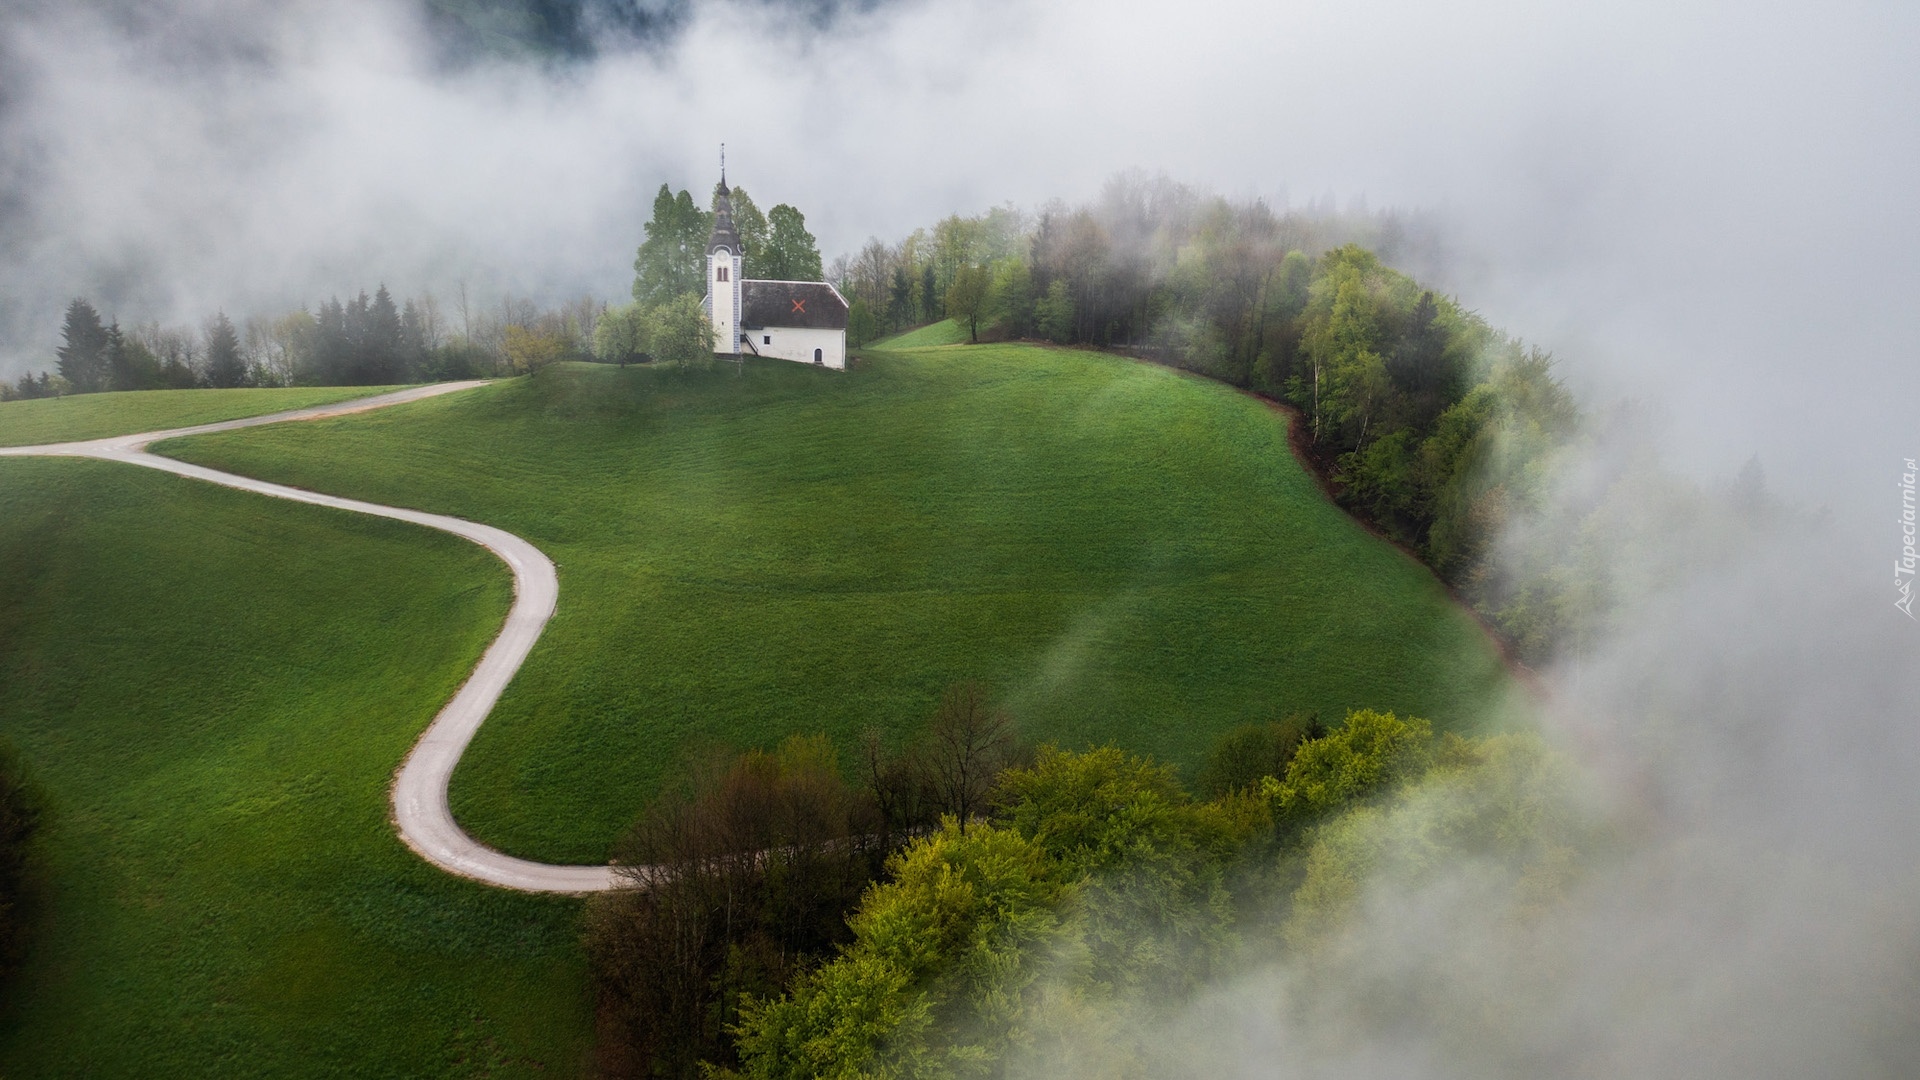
[0,383,620,893]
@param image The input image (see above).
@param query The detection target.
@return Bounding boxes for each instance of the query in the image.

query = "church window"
[716,267,729,282]
[763,335,771,345]
[814,348,824,364]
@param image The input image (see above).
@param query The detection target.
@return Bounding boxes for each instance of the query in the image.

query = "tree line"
[3,287,612,401]
[592,182,825,371]
[829,177,1781,664]
[584,685,1588,1078]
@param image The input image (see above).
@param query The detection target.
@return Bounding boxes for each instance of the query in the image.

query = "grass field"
[163,344,1513,865]
[0,459,591,1077]
[0,386,397,447]
[874,319,970,348]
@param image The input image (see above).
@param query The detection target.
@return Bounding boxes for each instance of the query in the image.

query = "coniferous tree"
[103,322,129,389]
[55,299,110,393]
[307,297,350,384]
[104,322,162,391]
[366,284,404,383]
[203,312,249,388]
[888,265,915,329]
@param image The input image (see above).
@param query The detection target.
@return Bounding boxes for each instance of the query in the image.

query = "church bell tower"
[705,153,744,356]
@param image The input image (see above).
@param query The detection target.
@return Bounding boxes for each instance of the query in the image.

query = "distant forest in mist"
[830,175,1782,666]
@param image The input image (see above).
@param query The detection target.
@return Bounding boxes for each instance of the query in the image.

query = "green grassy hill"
[162,344,1513,866]
[0,386,396,447]
[873,319,969,348]
[0,460,590,1077]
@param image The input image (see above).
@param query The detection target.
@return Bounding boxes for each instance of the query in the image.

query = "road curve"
[0,383,619,893]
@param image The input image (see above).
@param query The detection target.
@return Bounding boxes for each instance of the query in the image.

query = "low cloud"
[4,4,1917,1070]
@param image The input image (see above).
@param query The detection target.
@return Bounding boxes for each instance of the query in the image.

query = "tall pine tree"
[365,284,404,383]
[203,312,249,388]
[55,298,109,393]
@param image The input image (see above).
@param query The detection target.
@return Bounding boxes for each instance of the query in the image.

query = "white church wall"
[706,248,743,355]
[750,326,846,370]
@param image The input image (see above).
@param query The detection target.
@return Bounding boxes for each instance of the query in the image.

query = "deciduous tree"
[944,264,991,344]
[633,184,711,307]
[761,204,823,282]
[592,302,649,365]
[502,324,566,374]
[645,294,716,370]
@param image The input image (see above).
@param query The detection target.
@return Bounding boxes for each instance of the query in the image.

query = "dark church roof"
[741,281,849,330]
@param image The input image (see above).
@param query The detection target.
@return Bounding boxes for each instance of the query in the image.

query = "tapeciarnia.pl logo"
[1900,458,1917,619]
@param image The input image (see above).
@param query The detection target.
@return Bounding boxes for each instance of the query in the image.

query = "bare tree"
[922,681,1017,830]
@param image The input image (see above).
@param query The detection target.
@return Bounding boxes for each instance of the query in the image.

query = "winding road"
[0,383,619,893]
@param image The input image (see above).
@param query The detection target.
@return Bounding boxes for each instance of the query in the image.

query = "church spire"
[707,152,741,256]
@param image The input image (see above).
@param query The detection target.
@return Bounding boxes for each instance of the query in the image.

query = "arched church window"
[717,267,729,282]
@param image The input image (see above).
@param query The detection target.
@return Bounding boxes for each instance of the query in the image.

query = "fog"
[5,0,1918,1072]
[7,1,1913,505]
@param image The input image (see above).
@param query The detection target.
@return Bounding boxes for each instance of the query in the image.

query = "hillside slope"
[162,344,1514,864]
[0,459,590,1077]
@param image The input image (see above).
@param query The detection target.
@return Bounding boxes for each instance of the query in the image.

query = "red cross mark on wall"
[791,298,807,314]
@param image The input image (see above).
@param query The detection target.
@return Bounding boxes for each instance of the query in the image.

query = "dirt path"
[0,383,618,893]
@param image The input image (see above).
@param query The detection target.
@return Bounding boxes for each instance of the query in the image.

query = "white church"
[703,174,850,370]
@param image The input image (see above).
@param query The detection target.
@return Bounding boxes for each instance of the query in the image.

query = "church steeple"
[707,147,741,256]
[705,147,745,356]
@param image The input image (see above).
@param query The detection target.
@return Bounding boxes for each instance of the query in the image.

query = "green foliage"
[994,746,1256,991]
[56,298,110,393]
[1266,709,1436,828]
[105,322,166,391]
[985,259,1034,339]
[634,183,713,307]
[646,293,718,369]
[163,348,1509,865]
[503,322,569,373]
[733,820,1065,1080]
[761,204,823,282]
[1033,279,1074,344]
[0,458,589,1076]
[944,265,991,344]
[846,298,880,348]
[738,745,1265,1077]
[201,312,251,388]
[730,186,771,270]
[1284,731,1592,950]
[850,182,1596,658]
[304,286,435,385]
[592,301,649,364]
[588,735,884,1077]
[1193,712,1321,800]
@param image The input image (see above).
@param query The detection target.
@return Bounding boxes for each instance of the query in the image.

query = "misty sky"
[6,4,1920,1072]
[3,0,1916,510]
